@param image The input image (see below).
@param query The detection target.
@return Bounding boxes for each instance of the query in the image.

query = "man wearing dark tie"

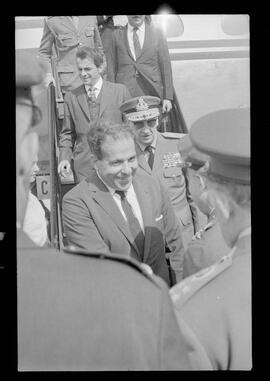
[57,46,131,183]
[120,96,200,281]
[62,120,184,285]
[106,15,173,114]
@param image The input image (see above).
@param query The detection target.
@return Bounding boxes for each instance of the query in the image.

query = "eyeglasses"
[133,118,157,129]
[17,101,42,127]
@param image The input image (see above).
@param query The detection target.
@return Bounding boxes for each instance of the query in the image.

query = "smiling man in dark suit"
[58,46,131,183]
[62,121,185,286]
[16,50,211,371]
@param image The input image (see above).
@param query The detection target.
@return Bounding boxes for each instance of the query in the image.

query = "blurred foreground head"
[16,51,45,227]
[189,108,250,247]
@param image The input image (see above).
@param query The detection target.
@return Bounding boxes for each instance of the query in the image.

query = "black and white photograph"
[13,12,251,371]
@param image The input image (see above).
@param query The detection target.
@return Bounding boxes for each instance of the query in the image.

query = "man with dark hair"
[16,50,211,372]
[170,108,251,370]
[38,16,106,92]
[62,120,184,286]
[120,96,200,281]
[58,46,131,183]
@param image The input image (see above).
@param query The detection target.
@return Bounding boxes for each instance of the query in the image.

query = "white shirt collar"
[136,130,157,152]
[85,76,103,94]
[127,21,145,33]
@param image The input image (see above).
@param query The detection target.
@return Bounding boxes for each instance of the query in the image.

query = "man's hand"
[58,160,71,178]
[43,72,55,87]
[162,99,172,113]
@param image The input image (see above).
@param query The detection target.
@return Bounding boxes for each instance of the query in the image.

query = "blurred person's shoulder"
[18,229,167,293]
[170,252,233,308]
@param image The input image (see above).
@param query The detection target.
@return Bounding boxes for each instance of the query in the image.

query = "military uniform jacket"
[17,229,206,371]
[170,234,252,370]
[106,21,173,100]
[135,132,199,249]
[183,217,229,278]
[62,168,184,286]
[59,81,131,182]
[38,16,106,89]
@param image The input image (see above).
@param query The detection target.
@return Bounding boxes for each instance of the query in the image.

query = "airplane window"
[221,15,249,36]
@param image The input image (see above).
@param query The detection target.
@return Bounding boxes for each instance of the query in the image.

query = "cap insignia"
[136,97,149,112]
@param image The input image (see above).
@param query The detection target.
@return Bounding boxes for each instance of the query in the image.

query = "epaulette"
[161,132,187,140]
[63,246,162,287]
[170,253,233,308]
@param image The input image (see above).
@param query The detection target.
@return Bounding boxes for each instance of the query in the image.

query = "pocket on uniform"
[85,26,94,37]
[58,33,77,46]
[163,166,183,179]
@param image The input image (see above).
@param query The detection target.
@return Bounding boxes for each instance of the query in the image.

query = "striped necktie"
[87,87,97,102]
[133,27,141,59]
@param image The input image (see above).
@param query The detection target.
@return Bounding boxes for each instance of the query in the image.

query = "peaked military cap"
[120,96,161,122]
[16,50,45,98]
[178,134,210,171]
[190,108,250,184]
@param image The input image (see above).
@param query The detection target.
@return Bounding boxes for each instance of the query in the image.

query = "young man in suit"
[120,96,200,275]
[170,108,251,370]
[38,16,106,92]
[16,47,211,372]
[57,46,131,183]
[62,121,185,285]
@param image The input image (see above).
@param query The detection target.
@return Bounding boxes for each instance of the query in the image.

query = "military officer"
[177,135,229,278]
[120,96,200,281]
[16,50,210,371]
[38,16,106,92]
[170,108,251,370]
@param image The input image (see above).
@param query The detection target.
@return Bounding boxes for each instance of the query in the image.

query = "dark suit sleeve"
[62,192,111,254]
[158,178,185,282]
[93,21,107,76]
[106,30,117,82]
[59,92,77,163]
[37,18,54,74]
[156,28,173,101]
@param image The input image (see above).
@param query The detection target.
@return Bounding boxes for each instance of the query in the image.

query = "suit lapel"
[98,81,110,118]
[151,132,164,172]
[136,21,150,61]
[60,17,77,33]
[123,25,135,61]
[76,86,91,121]
[77,16,89,33]
[132,175,153,262]
[87,172,140,255]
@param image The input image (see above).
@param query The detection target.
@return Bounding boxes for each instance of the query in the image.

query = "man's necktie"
[145,145,154,170]
[133,27,141,60]
[87,87,97,102]
[115,190,145,259]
